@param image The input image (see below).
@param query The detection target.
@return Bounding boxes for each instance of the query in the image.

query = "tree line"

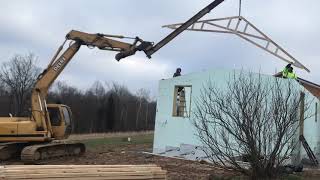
[0,53,156,133]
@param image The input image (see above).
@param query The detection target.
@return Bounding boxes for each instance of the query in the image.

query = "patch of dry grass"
[68,131,154,141]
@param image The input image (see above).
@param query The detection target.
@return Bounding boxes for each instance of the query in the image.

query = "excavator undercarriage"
[0,141,85,163]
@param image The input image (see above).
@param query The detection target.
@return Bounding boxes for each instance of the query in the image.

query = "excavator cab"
[47,104,73,140]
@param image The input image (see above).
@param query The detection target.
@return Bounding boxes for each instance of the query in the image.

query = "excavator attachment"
[163,16,310,72]
[65,30,154,61]
[115,41,154,61]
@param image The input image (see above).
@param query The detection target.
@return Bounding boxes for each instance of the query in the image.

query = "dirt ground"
[2,132,237,180]
[51,144,235,180]
[4,132,320,179]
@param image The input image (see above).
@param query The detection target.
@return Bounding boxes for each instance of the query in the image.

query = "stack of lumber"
[0,164,167,180]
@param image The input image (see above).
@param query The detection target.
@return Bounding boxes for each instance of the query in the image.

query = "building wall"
[304,94,320,157]
[153,69,320,161]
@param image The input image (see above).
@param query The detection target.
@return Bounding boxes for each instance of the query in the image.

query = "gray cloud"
[0,0,319,96]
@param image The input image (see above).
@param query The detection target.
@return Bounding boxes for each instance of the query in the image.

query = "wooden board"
[0,164,167,180]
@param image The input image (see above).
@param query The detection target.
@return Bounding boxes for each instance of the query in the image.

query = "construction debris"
[0,164,167,180]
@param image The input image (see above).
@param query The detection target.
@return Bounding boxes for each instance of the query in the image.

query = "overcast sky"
[0,0,319,97]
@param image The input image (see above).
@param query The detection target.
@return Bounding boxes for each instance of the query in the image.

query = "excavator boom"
[31,30,151,131]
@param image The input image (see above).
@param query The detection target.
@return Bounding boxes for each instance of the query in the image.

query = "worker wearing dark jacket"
[173,68,181,77]
[282,64,297,79]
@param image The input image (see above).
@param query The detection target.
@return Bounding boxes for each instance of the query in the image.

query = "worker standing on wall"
[173,68,184,116]
[282,64,298,79]
[173,68,182,77]
[173,68,183,92]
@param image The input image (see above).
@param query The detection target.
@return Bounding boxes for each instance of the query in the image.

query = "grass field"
[79,133,154,148]
[69,131,154,140]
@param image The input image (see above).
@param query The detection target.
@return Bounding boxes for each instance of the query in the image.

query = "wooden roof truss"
[163,16,310,72]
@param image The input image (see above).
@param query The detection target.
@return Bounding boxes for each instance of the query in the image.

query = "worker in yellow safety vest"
[282,64,297,79]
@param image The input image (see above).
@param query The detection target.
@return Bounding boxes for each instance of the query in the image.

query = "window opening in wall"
[172,85,192,117]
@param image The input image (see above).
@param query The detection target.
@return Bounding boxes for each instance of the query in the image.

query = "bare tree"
[54,81,81,100]
[108,82,131,130]
[90,81,106,98]
[193,71,312,179]
[109,82,131,98]
[136,88,151,130]
[88,81,107,132]
[0,53,41,116]
[0,79,9,96]
[136,88,151,102]
[0,80,11,116]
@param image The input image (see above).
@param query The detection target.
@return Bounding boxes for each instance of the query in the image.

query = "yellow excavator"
[0,0,225,163]
[0,30,155,162]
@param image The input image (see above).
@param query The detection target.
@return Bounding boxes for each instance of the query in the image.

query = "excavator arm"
[66,30,149,52]
[31,30,152,131]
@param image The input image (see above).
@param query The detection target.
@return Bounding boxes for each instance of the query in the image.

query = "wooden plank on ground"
[0,164,167,180]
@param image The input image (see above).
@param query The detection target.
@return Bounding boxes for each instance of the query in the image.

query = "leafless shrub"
[193,71,312,178]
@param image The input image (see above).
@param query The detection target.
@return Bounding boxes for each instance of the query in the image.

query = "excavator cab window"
[48,107,61,126]
[62,106,73,135]
[62,107,71,126]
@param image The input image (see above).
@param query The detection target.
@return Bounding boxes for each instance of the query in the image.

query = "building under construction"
[151,1,320,167]
[152,69,320,166]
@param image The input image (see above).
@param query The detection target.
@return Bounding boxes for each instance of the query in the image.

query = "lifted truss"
[163,16,310,72]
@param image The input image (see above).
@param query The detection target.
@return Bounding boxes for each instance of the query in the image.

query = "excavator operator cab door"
[61,105,73,136]
[47,104,73,140]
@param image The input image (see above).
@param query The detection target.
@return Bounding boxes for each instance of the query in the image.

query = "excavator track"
[21,141,85,163]
[0,142,26,160]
